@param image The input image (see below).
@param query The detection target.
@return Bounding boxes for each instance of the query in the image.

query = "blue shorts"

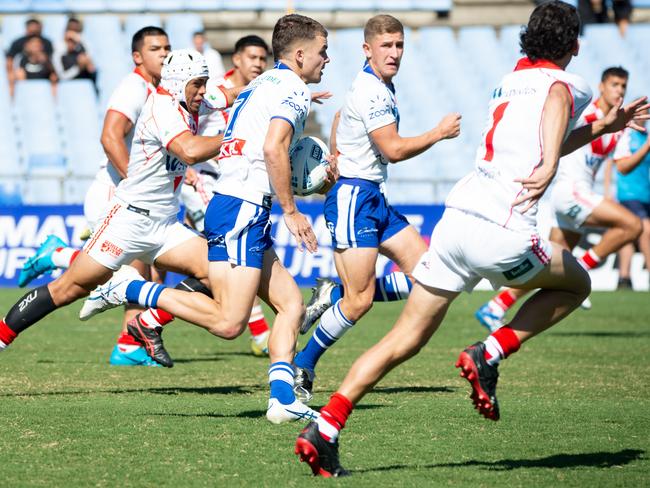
[324,177,410,249]
[204,193,272,269]
[621,200,650,220]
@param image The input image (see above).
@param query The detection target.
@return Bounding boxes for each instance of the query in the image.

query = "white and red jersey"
[556,99,623,186]
[98,67,155,184]
[445,58,592,232]
[214,62,311,205]
[114,85,228,218]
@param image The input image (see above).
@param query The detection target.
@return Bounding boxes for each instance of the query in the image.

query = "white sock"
[51,247,77,268]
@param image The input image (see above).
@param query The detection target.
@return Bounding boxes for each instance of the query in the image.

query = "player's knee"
[208,320,245,340]
[573,267,592,301]
[626,217,643,241]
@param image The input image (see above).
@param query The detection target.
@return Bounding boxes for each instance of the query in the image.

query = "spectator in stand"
[192,30,225,78]
[578,0,633,36]
[13,36,57,93]
[6,18,54,95]
[53,18,97,89]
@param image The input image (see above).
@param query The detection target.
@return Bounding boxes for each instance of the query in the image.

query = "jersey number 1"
[483,101,509,162]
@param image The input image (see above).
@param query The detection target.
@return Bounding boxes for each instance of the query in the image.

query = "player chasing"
[0,50,234,366]
[78,14,338,424]
[291,1,650,476]
[475,66,643,331]
[292,14,461,403]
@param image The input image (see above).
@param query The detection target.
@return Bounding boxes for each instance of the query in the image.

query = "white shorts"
[551,180,603,232]
[83,200,200,271]
[412,208,553,292]
[83,166,121,230]
[179,170,219,233]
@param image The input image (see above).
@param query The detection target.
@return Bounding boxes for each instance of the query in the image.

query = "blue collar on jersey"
[275,61,292,70]
[363,61,396,94]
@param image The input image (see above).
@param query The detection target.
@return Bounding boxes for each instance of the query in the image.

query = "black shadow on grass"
[173,352,258,363]
[355,449,645,473]
[550,331,650,338]
[147,404,385,420]
[372,386,457,395]
[0,385,254,397]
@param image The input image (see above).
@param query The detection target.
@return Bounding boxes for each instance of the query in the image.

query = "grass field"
[0,288,648,487]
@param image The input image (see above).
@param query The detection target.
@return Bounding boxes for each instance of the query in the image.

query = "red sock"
[484,326,521,363]
[493,289,518,311]
[316,393,354,441]
[248,318,269,337]
[579,249,601,270]
[0,320,17,345]
[117,332,141,346]
[139,309,174,328]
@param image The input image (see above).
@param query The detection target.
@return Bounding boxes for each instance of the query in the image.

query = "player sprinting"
[78,15,336,424]
[292,1,649,476]
[475,66,643,331]
[0,50,231,366]
[17,27,171,366]
[292,14,461,403]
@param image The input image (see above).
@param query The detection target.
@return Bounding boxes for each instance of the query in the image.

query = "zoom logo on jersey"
[281,94,307,118]
[18,289,37,312]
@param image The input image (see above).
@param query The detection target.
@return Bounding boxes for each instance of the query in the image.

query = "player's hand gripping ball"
[290,136,330,196]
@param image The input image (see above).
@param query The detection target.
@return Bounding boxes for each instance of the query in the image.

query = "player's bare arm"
[369,113,461,163]
[100,110,134,179]
[311,90,333,105]
[513,82,571,211]
[264,118,317,253]
[330,110,341,154]
[168,132,223,164]
[613,137,650,174]
[562,96,650,156]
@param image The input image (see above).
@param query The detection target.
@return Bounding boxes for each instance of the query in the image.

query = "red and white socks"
[248,303,270,343]
[578,249,601,271]
[116,331,144,353]
[51,247,80,269]
[487,289,519,317]
[137,308,174,329]
[483,326,521,366]
[0,319,17,351]
[316,392,354,443]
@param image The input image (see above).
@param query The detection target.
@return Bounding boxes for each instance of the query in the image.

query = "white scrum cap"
[160,49,209,105]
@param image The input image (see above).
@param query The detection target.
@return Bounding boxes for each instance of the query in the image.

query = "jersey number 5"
[483,101,509,162]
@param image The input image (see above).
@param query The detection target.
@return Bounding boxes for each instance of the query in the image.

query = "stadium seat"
[13,80,66,175]
[0,1,30,13]
[182,0,226,10]
[22,178,64,204]
[124,14,162,40]
[165,13,204,50]
[42,14,68,44]
[30,0,66,13]
[63,178,92,204]
[64,0,107,12]
[108,0,146,12]
[0,102,24,177]
[294,0,340,9]
[82,15,123,60]
[145,0,183,11]
[338,0,375,9]
[221,0,264,9]
[57,80,104,177]
[412,0,453,9]
[375,0,414,9]
[0,180,23,206]
[2,14,28,51]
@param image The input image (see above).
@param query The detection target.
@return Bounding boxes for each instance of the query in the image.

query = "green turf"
[0,289,648,487]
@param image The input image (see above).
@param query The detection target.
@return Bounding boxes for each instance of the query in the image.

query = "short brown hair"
[364,14,404,42]
[272,14,327,61]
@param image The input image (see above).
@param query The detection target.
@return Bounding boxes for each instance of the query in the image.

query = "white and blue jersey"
[336,61,399,183]
[206,62,310,268]
[326,62,408,249]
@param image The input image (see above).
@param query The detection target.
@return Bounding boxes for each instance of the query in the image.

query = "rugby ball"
[290,136,330,196]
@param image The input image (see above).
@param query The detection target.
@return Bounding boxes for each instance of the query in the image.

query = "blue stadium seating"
[2,15,28,51]
[13,81,66,176]
[108,0,147,12]
[0,1,30,13]
[182,0,226,10]
[30,0,66,13]
[0,181,23,206]
[57,80,104,177]
[64,0,107,11]
[165,13,204,50]
[124,14,162,40]
[42,14,67,44]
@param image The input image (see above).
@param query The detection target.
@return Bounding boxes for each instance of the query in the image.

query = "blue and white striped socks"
[268,361,296,405]
[294,300,355,372]
[125,281,166,309]
[329,272,412,303]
